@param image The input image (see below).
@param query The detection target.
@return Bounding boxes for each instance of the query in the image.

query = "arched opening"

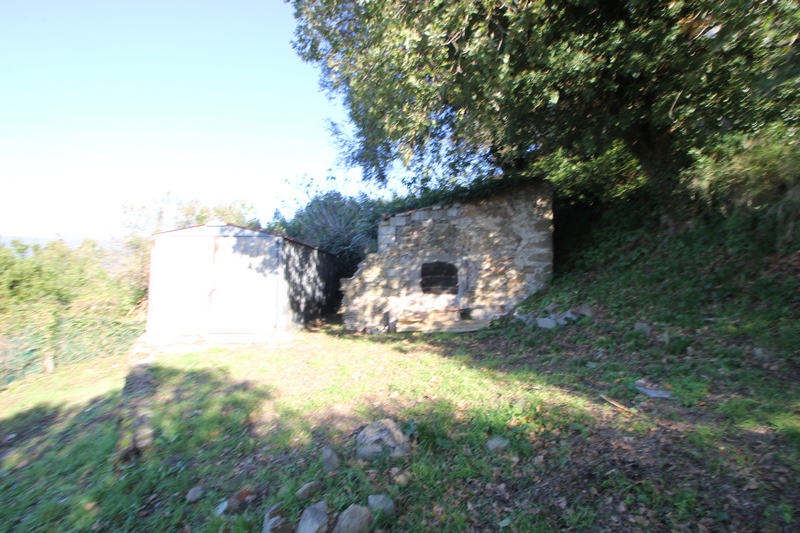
[420,262,458,295]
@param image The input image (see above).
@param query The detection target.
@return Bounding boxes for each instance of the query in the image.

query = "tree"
[266,191,382,277]
[174,199,261,229]
[292,0,799,198]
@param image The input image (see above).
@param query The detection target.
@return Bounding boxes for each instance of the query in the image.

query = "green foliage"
[0,239,145,383]
[265,191,383,278]
[683,122,800,252]
[174,199,261,229]
[293,0,799,197]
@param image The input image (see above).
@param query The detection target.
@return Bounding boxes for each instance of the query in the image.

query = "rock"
[635,378,672,399]
[563,310,577,321]
[215,500,229,517]
[544,302,559,313]
[635,386,673,399]
[753,347,769,360]
[633,322,651,336]
[367,495,396,519]
[487,436,510,453]
[332,504,373,533]
[322,446,340,473]
[513,309,534,326]
[554,310,577,326]
[297,501,329,533]
[574,304,595,319]
[535,317,557,329]
[262,504,293,533]
[186,485,203,503]
[356,419,410,460]
[296,481,322,500]
[390,467,410,487]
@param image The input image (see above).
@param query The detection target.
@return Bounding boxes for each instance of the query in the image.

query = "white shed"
[146,221,336,341]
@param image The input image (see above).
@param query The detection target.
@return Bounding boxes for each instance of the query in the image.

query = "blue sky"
[0,0,373,241]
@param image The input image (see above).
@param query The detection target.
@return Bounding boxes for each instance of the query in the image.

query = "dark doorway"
[421,262,458,295]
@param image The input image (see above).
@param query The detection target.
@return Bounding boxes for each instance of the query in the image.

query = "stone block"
[390,215,407,226]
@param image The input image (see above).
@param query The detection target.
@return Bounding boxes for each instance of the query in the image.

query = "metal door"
[208,236,280,334]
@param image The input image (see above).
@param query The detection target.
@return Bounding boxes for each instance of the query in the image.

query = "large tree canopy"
[293,0,798,195]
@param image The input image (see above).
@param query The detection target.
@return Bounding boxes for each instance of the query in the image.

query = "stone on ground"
[262,504,293,533]
[633,322,652,336]
[332,504,373,533]
[322,445,340,473]
[487,436,510,452]
[185,485,203,503]
[297,501,329,533]
[574,303,595,319]
[356,419,410,460]
[536,317,557,329]
[390,467,410,487]
[367,494,396,519]
[296,481,322,500]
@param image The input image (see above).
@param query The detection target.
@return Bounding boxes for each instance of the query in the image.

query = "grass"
[1,215,798,532]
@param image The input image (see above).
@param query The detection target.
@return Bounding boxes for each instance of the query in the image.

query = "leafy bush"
[683,123,800,252]
[0,239,145,383]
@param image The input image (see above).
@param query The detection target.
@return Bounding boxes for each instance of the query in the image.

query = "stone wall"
[341,181,553,332]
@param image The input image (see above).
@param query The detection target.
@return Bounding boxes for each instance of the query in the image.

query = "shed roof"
[152,221,335,256]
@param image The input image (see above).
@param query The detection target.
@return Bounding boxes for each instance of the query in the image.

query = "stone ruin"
[341,181,553,332]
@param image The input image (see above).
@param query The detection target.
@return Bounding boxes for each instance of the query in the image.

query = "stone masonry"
[341,181,553,332]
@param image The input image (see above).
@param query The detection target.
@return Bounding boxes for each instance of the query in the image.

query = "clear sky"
[0,0,367,242]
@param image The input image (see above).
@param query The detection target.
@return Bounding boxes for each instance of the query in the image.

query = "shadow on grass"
[314,323,800,531]
[0,366,277,532]
[1,335,799,532]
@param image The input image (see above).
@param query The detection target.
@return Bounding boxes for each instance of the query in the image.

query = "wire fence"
[0,313,145,386]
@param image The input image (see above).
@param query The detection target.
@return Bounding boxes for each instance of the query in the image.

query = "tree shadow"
[2,331,799,532]
[311,322,800,531]
[0,365,276,531]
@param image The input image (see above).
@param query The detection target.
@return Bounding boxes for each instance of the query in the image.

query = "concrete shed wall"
[282,239,338,326]
[146,224,336,340]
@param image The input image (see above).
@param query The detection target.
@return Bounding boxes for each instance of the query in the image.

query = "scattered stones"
[535,317,557,329]
[356,419,410,460]
[633,322,652,336]
[186,485,203,503]
[332,504,373,533]
[390,467,410,487]
[262,504,293,533]
[296,481,322,501]
[487,436,510,453]
[322,446,340,473]
[367,494,396,519]
[297,501,329,533]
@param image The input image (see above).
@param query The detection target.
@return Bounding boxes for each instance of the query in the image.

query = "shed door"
[147,235,214,336]
[209,236,280,334]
